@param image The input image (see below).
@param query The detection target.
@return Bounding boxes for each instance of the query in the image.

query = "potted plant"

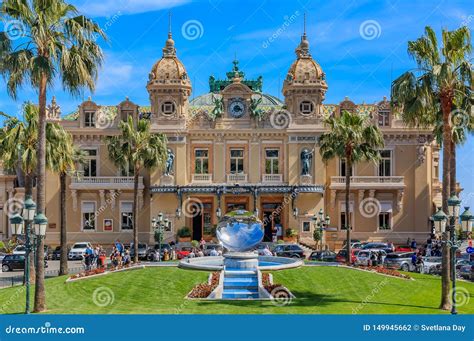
[177,227,192,242]
[284,228,298,242]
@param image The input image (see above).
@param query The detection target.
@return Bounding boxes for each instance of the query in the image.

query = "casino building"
[0,26,442,249]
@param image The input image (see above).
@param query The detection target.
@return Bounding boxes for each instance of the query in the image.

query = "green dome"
[190,93,284,107]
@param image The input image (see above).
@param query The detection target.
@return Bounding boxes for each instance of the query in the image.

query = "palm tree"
[391,26,472,310]
[0,0,106,312]
[46,125,83,276]
[319,110,384,264]
[106,116,168,263]
[0,102,74,281]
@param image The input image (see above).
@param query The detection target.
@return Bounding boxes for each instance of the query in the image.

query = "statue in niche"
[300,148,313,176]
[165,149,175,176]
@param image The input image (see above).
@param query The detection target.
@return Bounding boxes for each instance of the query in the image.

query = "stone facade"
[0,28,441,249]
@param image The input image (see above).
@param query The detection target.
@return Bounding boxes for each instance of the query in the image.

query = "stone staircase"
[222,270,259,299]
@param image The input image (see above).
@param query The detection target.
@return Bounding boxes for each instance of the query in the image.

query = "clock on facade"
[228,99,246,118]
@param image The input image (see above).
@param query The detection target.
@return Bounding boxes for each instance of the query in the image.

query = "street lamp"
[312,209,330,250]
[9,195,37,314]
[152,212,167,262]
[431,194,469,315]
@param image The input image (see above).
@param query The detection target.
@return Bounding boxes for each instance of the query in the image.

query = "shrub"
[285,228,297,238]
[177,227,191,238]
[191,240,199,248]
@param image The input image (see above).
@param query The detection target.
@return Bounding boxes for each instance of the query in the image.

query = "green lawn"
[0,266,473,314]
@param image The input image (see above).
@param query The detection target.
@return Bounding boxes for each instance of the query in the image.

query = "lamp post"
[152,212,169,262]
[312,208,330,250]
[431,195,471,315]
[9,195,37,314]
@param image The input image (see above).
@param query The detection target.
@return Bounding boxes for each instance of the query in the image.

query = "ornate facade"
[0,27,441,249]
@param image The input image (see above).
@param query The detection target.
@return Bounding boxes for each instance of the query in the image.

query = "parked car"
[361,242,394,253]
[255,243,274,256]
[203,243,223,256]
[336,248,360,264]
[12,245,26,255]
[355,250,387,266]
[50,246,62,260]
[130,243,148,260]
[176,246,193,259]
[0,252,7,262]
[272,244,305,258]
[384,252,415,271]
[394,245,413,252]
[421,257,442,274]
[68,242,92,260]
[146,243,171,261]
[459,262,474,280]
[308,250,337,262]
[2,254,48,272]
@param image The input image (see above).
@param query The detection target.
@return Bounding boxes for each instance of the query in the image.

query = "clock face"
[228,99,246,118]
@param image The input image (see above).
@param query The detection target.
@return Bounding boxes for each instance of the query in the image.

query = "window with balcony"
[339,202,353,230]
[378,212,391,230]
[378,150,392,176]
[230,149,244,174]
[81,202,96,230]
[265,149,279,174]
[84,111,96,127]
[339,158,353,177]
[194,149,209,174]
[378,109,390,127]
[120,202,133,230]
[82,149,97,177]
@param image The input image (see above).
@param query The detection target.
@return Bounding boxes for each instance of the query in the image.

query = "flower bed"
[187,272,219,298]
[68,263,137,281]
[355,265,412,279]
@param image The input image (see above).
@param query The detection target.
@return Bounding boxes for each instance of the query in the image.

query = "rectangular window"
[194,149,209,174]
[121,111,133,121]
[120,162,134,177]
[339,158,353,177]
[265,149,279,174]
[84,111,96,127]
[378,150,392,177]
[230,149,244,173]
[378,110,390,127]
[378,212,391,230]
[302,221,311,232]
[203,203,213,235]
[120,202,133,230]
[82,149,97,177]
[340,202,353,230]
[82,202,96,230]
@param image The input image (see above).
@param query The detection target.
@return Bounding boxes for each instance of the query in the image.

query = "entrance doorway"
[190,199,213,241]
[261,202,283,242]
[192,210,202,241]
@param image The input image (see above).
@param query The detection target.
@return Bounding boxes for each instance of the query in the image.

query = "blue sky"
[1,0,473,205]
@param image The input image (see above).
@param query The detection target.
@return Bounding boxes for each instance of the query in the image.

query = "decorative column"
[99,190,106,209]
[108,190,117,209]
[71,190,78,212]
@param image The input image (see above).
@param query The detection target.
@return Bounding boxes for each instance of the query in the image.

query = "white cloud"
[96,54,135,95]
[72,0,191,17]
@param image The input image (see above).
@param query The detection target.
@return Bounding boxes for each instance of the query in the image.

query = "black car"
[272,244,305,258]
[51,246,62,260]
[146,243,171,261]
[2,254,48,272]
[308,250,337,262]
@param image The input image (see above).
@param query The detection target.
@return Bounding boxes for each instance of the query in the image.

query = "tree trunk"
[345,154,352,265]
[132,166,140,264]
[59,172,68,276]
[439,92,453,311]
[24,172,35,284]
[449,139,457,283]
[34,73,47,313]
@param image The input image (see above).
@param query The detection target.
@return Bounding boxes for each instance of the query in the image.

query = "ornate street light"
[447,194,461,219]
[33,213,48,237]
[216,207,222,219]
[432,207,448,234]
[152,212,167,262]
[10,213,24,236]
[312,209,330,250]
[460,207,473,234]
[22,196,36,221]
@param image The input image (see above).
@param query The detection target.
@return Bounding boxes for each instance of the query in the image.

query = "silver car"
[384,252,415,271]
[459,262,474,280]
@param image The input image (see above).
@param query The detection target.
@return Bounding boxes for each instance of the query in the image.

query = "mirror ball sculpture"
[216,210,264,252]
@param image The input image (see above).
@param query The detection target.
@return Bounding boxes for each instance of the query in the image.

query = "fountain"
[179,210,303,299]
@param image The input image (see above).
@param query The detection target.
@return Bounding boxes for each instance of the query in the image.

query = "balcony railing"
[192,174,213,183]
[70,176,144,190]
[330,176,405,189]
[262,174,283,183]
[227,173,248,183]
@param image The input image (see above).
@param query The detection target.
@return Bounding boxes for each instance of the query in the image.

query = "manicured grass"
[0,266,473,314]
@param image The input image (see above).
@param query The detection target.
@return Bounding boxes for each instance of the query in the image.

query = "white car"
[12,245,26,255]
[68,242,92,260]
[355,249,387,266]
